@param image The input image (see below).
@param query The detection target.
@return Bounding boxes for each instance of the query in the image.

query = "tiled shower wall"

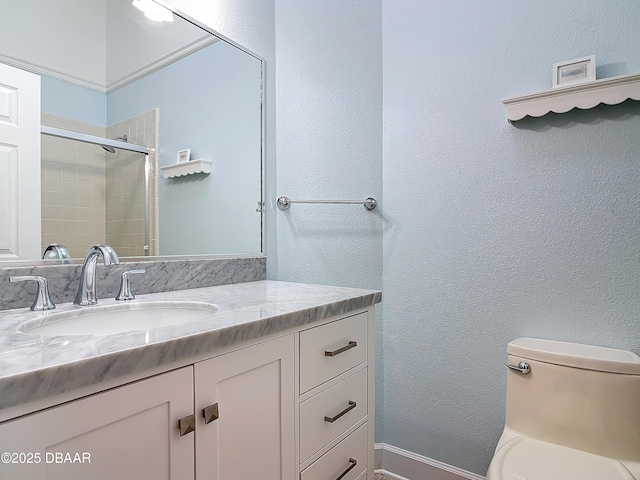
[106,109,159,257]
[40,111,158,259]
[41,113,107,259]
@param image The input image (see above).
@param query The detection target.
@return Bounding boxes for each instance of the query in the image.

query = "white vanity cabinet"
[194,334,295,480]
[0,367,195,480]
[0,336,295,480]
[0,305,375,480]
[298,311,373,480]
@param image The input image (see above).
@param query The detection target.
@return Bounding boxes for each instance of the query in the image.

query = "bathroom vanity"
[0,1,378,477]
[0,280,380,480]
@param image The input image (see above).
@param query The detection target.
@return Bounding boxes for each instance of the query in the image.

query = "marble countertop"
[0,280,381,410]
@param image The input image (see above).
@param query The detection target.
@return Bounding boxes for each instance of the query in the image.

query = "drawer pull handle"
[335,458,357,480]
[324,401,357,423]
[203,403,219,425]
[325,341,357,357]
[178,414,196,436]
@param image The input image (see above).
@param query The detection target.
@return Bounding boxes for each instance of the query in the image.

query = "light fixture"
[132,0,174,22]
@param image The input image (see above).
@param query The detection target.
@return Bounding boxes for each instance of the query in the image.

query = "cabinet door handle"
[335,458,357,480]
[324,401,357,423]
[178,414,196,436]
[203,403,219,425]
[325,341,357,357]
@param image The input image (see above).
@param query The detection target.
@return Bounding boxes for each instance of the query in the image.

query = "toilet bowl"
[488,433,638,480]
[487,338,640,480]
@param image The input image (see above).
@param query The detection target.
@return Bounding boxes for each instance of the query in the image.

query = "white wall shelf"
[160,159,212,179]
[501,73,640,121]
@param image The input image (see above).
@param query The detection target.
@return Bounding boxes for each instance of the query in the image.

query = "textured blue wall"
[170,0,640,475]
[382,0,640,474]
[274,0,384,437]
[273,0,383,287]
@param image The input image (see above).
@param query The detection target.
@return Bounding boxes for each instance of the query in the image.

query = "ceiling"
[0,0,214,93]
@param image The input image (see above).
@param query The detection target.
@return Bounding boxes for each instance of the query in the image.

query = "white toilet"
[487,337,640,480]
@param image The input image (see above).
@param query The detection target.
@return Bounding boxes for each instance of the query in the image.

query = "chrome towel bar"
[277,196,377,211]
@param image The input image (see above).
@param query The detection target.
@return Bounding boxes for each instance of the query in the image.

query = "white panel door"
[0,62,40,260]
[0,367,195,480]
[194,335,295,480]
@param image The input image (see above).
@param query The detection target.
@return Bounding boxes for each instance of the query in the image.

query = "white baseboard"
[375,469,411,480]
[374,443,485,480]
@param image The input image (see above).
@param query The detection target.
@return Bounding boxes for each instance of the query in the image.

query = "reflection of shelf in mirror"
[160,160,212,179]
[502,73,640,121]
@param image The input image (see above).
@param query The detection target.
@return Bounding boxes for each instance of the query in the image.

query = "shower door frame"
[41,125,153,256]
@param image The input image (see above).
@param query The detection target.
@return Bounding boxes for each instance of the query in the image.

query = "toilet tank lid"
[508,338,640,374]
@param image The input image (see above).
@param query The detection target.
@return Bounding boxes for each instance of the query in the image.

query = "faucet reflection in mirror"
[42,243,71,261]
[41,110,158,259]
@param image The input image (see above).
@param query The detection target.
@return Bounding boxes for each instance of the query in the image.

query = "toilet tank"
[504,338,640,461]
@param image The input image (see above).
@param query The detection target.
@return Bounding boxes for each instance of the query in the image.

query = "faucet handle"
[9,276,56,311]
[116,269,145,301]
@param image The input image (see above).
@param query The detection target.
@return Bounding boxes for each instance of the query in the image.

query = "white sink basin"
[20,301,219,336]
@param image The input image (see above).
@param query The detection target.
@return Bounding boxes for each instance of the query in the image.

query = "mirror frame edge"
[8,0,266,266]
[152,0,267,259]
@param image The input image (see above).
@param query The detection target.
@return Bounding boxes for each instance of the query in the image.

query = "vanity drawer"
[300,367,368,462]
[300,312,368,393]
[300,423,367,480]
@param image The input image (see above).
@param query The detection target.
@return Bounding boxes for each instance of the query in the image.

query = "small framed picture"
[176,148,191,163]
[552,55,595,88]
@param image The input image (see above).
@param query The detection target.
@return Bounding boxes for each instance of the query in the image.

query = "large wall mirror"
[0,0,263,262]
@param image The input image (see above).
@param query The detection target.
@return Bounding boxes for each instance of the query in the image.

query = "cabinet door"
[195,335,295,480]
[0,367,194,480]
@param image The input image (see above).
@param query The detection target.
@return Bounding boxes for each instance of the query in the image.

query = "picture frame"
[552,55,595,88]
[176,148,191,163]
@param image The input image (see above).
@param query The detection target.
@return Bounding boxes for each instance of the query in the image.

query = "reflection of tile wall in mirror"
[106,109,159,256]
[41,113,107,259]
[41,112,158,258]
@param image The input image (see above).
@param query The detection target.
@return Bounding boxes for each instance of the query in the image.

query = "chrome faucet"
[74,244,120,306]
